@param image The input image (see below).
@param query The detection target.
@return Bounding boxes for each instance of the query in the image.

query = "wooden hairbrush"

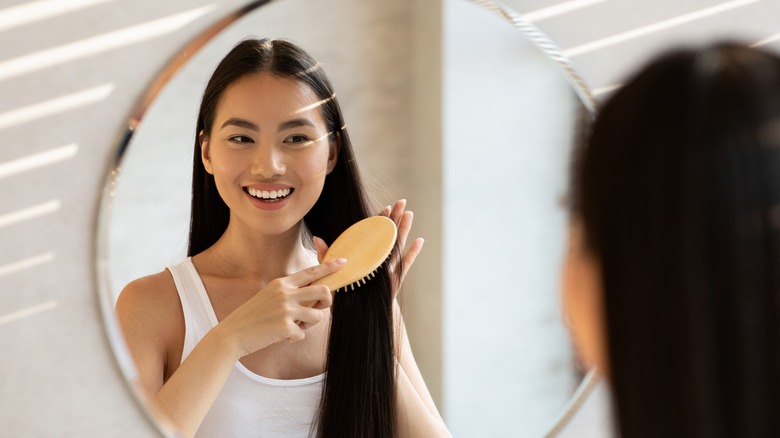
[313,216,397,293]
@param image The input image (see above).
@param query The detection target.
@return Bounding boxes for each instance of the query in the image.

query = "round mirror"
[97,0,595,436]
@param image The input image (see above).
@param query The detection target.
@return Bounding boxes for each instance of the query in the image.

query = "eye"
[229,135,253,144]
[283,134,310,145]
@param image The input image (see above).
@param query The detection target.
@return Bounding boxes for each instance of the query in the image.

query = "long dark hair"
[573,43,780,437]
[189,38,396,438]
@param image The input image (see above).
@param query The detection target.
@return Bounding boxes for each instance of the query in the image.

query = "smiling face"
[200,72,338,238]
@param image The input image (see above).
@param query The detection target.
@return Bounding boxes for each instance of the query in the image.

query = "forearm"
[396,364,452,437]
[393,299,443,420]
[153,326,240,438]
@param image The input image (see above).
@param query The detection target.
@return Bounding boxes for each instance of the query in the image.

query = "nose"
[251,141,286,178]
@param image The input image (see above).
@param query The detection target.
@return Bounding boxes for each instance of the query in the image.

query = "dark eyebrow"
[220,117,258,131]
[279,118,316,131]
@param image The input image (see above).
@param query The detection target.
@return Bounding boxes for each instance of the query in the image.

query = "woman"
[116,38,449,438]
[563,42,780,437]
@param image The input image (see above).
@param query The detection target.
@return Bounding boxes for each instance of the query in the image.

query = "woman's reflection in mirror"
[564,42,780,437]
[115,38,449,438]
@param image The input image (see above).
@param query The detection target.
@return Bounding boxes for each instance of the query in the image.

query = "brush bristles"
[335,267,383,293]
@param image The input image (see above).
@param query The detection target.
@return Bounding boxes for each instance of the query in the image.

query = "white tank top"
[167,258,325,438]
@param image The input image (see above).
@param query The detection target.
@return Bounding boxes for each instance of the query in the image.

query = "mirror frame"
[470,0,596,111]
[93,0,599,435]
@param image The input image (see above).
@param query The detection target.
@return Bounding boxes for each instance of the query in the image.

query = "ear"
[199,130,214,175]
[326,131,341,175]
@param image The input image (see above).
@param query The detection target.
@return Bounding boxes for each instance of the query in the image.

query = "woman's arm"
[394,300,451,437]
[381,200,450,434]
[117,274,248,438]
[153,327,240,437]
[394,300,445,421]
[115,261,342,438]
[396,361,451,437]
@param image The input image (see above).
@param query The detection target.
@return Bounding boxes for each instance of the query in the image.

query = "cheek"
[562,256,586,347]
[207,153,244,200]
[209,150,243,176]
[210,165,238,192]
[562,243,606,371]
[297,147,332,183]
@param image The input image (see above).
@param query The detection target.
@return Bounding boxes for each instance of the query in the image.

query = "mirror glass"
[99,0,594,436]
[439,2,591,436]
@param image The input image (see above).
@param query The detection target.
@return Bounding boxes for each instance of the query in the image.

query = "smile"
[245,187,293,202]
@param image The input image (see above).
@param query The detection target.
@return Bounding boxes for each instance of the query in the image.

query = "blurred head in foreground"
[564,43,780,437]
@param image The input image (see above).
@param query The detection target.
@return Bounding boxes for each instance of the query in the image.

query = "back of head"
[574,43,780,437]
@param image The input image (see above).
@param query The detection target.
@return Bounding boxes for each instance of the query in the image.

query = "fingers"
[297,285,334,308]
[291,307,327,330]
[389,199,407,225]
[380,199,412,252]
[403,237,424,267]
[376,199,424,295]
[290,287,331,332]
[287,258,346,287]
[311,299,331,310]
[396,210,413,254]
[380,199,420,275]
[379,199,406,226]
[399,238,424,285]
[312,236,329,263]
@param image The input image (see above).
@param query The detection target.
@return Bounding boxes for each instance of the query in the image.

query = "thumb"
[312,236,329,263]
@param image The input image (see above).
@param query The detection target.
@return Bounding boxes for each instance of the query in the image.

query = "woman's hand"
[216,259,345,359]
[379,199,424,294]
[313,199,423,297]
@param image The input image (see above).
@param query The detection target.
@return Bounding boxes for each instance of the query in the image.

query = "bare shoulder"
[115,268,184,389]
[116,269,181,327]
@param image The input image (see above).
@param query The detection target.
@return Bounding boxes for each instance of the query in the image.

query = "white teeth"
[247,187,292,200]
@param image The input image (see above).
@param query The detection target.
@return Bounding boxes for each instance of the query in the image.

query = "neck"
[206,220,315,282]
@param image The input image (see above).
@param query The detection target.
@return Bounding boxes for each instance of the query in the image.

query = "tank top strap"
[166,257,219,362]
